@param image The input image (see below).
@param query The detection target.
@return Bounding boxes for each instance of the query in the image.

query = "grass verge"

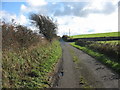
[3,40,62,88]
[70,42,120,74]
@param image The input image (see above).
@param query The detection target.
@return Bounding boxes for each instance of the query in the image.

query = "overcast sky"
[1,0,119,36]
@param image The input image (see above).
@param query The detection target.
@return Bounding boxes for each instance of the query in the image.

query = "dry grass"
[2,22,45,51]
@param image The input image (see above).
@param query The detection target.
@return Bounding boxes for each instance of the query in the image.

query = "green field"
[71,32,120,38]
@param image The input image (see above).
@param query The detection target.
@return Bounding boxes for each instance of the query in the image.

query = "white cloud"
[57,8,118,36]
[27,25,39,33]
[20,0,48,14]
[18,14,28,25]
[83,0,105,11]
[0,10,28,26]
[0,11,17,22]
[55,0,118,36]
[82,0,118,15]
[85,0,119,10]
[27,0,47,7]
[21,4,27,12]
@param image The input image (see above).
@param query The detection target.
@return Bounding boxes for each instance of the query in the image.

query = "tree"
[30,14,57,42]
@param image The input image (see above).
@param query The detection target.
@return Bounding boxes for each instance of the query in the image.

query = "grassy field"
[70,42,120,74]
[3,40,62,88]
[71,32,120,38]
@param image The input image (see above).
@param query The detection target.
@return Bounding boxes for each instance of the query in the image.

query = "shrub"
[2,21,44,51]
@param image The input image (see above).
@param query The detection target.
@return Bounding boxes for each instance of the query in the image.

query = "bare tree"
[30,14,57,42]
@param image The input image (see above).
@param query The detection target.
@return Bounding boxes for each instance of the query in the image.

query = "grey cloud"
[103,2,116,14]
[28,2,117,17]
[90,2,116,14]
[53,2,116,17]
[35,2,88,17]
[53,2,88,17]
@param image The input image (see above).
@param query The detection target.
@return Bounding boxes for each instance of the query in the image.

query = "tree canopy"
[30,14,57,41]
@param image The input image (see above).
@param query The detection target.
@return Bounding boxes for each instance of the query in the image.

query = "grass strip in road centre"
[68,47,93,88]
[70,42,120,74]
[69,48,79,64]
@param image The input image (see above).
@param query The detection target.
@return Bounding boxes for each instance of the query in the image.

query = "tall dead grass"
[2,21,47,52]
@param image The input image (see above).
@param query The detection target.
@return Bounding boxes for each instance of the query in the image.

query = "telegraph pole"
[69,29,70,36]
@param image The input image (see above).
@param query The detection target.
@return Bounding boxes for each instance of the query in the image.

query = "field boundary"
[68,37,120,42]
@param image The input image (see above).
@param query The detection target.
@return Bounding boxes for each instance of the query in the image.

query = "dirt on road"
[53,40,119,88]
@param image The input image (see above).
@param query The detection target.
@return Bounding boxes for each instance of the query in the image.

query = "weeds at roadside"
[2,40,62,88]
[79,76,93,88]
[69,48,79,64]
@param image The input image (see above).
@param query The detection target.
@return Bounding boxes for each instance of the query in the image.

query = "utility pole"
[69,29,70,36]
